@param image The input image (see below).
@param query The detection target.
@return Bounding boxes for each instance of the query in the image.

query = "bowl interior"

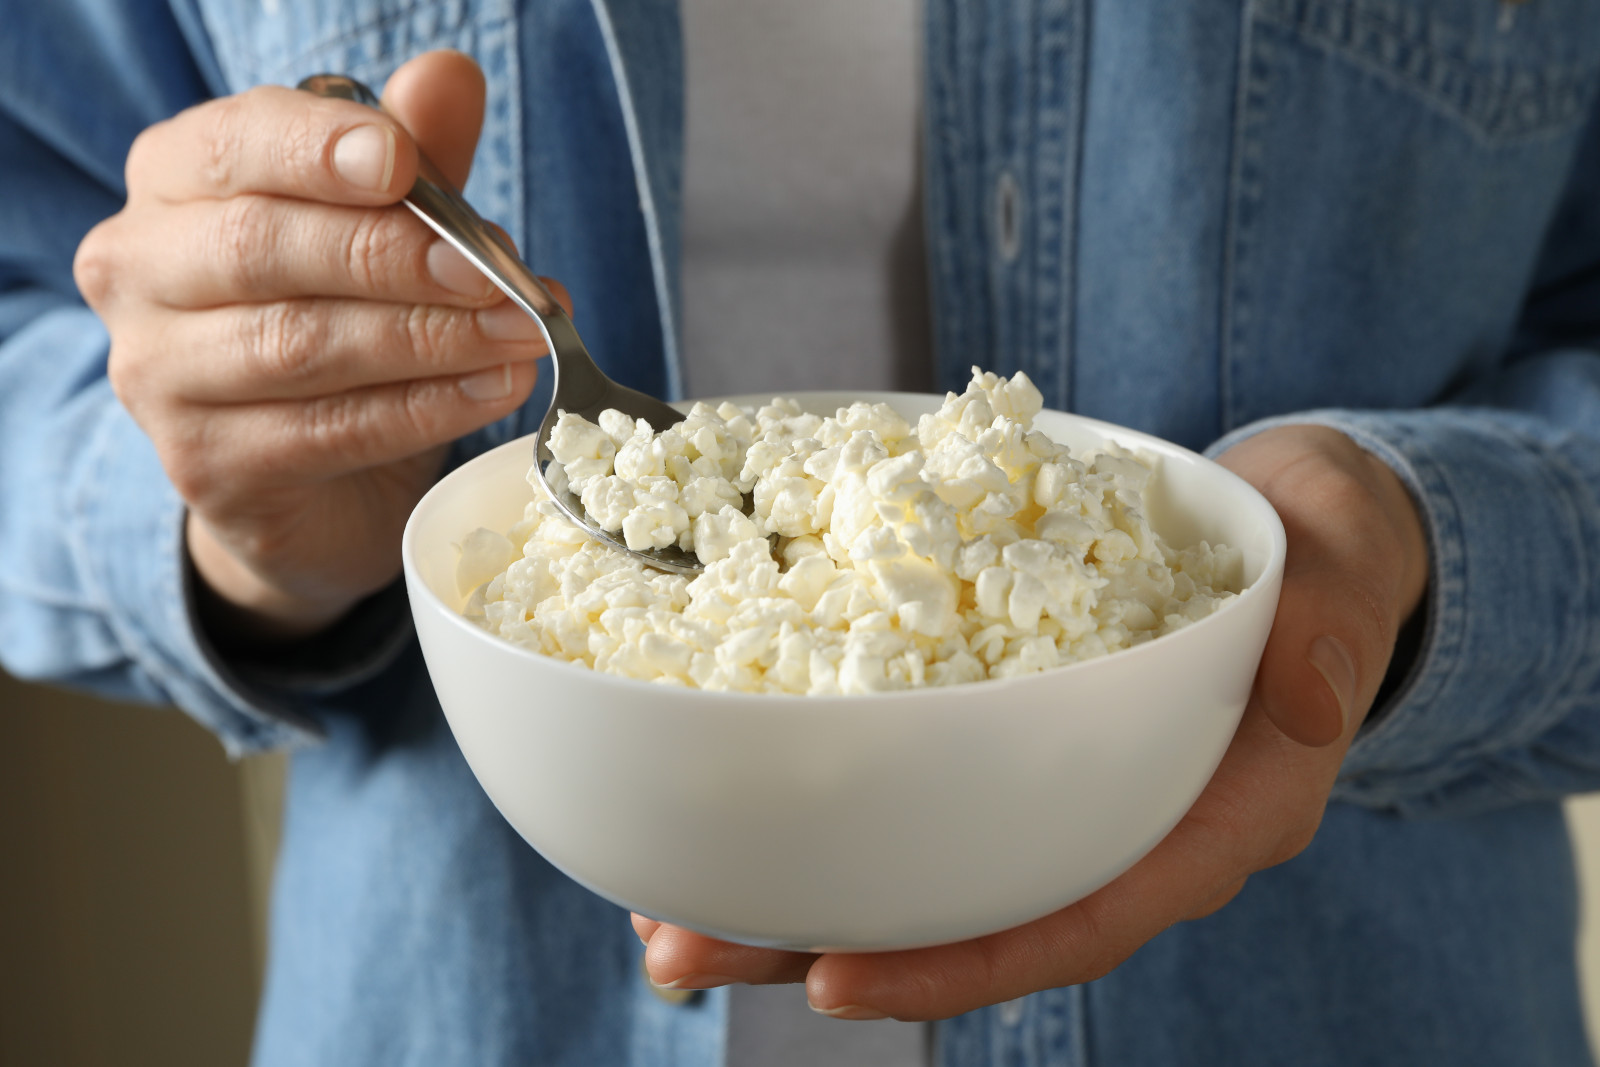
[409,392,1282,619]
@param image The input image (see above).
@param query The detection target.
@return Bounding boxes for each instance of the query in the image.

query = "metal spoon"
[299,74,703,575]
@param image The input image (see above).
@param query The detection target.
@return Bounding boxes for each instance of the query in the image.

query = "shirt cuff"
[1207,408,1598,816]
[71,402,411,756]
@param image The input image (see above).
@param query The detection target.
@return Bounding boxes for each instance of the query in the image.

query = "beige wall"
[1572,794,1600,1054]
[0,673,273,1067]
[4,671,1600,1063]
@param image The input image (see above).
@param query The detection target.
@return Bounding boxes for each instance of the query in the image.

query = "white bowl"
[402,393,1286,952]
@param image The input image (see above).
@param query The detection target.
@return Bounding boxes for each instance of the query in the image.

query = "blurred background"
[0,672,281,1066]
[5,669,1600,1066]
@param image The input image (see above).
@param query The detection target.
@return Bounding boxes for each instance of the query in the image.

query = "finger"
[1178,877,1248,922]
[117,195,498,308]
[1252,560,1386,746]
[1253,469,1418,746]
[105,196,572,316]
[380,50,486,191]
[162,360,538,501]
[643,924,816,990]
[476,219,575,315]
[631,914,662,945]
[1221,427,1427,746]
[148,296,547,404]
[803,705,1331,1021]
[128,85,418,205]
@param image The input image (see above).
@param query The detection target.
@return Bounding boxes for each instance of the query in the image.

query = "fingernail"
[657,974,739,991]
[428,240,495,298]
[333,125,396,192]
[478,300,544,342]
[811,1003,889,1021]
[1308,635,1357,733]
[459,364,512,402]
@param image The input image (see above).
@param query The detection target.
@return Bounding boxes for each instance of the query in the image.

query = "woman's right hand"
[74,51,553,644]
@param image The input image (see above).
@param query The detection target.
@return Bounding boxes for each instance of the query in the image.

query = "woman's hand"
[74,50,557,643]
[634,424,1429,1021]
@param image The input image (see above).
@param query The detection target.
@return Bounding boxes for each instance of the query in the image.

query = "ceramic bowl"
[402,392,1286,951]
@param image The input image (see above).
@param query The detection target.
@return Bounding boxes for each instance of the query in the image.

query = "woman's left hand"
[633,424,1428,1021]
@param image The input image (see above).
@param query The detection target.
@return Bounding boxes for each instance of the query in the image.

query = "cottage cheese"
[461,369,1241,694]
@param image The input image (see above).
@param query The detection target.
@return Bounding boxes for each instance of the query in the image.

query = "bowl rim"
[401,392,1288,707]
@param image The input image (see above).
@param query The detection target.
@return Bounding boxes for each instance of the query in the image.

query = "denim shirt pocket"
[1221,0,1600,431]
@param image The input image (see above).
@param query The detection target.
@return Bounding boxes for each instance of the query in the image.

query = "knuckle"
[400,377,448,442]
[1265,808,1325,869]
[229,523,295,574]
[1064,911,1133,984]
[1289,465,1377,539]
[250,300,327,385]
[1183,878,1248,923]
[299,383,437,464]
[123,121,167,197]
[105,341,146,410]
[1182,775,1256,850]
[344,209,410,293]
[73,219,120,309]
[212,196,277,295]
[161,421,219,505]
[277,100,330,189]
[403,303,459,373]
[199,94,251,194]
[302,390,362,454]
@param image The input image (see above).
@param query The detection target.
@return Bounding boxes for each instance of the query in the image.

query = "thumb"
[1222,427,1428,748]
[381,50,487,191]
[1253,564,1383,747]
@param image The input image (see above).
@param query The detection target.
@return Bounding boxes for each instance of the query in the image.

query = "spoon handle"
[296,74,571,332]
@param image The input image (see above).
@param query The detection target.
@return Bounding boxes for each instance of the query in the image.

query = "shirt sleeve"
[0,8,406,757]
[1206,120,1600,818]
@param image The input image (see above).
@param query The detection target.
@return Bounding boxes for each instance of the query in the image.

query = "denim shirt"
[4,1,1600,1064]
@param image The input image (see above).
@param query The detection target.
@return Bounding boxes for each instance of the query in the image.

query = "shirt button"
[643,956,699,1006]
[998,996,1026,1027]
[994,171,1022,264]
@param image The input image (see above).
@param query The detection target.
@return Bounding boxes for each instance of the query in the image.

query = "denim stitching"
[1257,0,1600,143]
[984,0,1021,388]
[65,394,316,754]
[1474,418,1597,731]
[923,0,951,382]
[1200,411,1470,788]
[274,0,486,79]
[1220,2,1268,434]
[967,0,993,383]
[926,0,973,391]
[1070,982,1089,1067]
[205,0,449,87]
[475,14,521,444]
[66,410,195,728]
[0,573,100,611]
[978,1,1008,379]
[1326,412,1595,810]
[1544,435,1600,715]
[1029,0,1081,414]
[236,2,514,91]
